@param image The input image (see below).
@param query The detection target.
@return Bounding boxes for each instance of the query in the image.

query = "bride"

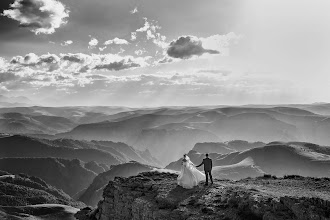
[177,154,205,189]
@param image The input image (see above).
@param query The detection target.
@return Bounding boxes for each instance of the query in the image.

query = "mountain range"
[166,141,330,179]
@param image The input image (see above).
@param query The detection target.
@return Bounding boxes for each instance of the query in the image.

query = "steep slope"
[0,172,84,208]
[92,140,162,166]
[224,142,330,177]
[226,140,265,151]
[75,172,330,220]
[0,158,97,196]
[212,157,264,180]
[78,161,155,207]
[0,135,122,166]
[84,161,106,174]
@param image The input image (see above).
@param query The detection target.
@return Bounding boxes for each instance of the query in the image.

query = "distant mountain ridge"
[2,104,330,164]
[0,112,76,134]
[0,134,161,166]
[192,140,265,154]
[166,141,330,179]
[0,95,33,105]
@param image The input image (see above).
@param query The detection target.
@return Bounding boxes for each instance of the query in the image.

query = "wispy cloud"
[104,38,129,45]
[61,40,73,46]
[130,7,138,14]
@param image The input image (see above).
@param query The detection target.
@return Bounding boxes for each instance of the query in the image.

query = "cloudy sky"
[0,0,330,106]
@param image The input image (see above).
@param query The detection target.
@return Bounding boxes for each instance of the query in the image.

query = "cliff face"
[78,161,155,207]
[75,172,330,220]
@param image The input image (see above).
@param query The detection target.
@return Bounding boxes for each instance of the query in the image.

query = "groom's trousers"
[205,170,213,184]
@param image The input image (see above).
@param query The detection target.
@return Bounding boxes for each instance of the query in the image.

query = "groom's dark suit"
[196,158,213,185]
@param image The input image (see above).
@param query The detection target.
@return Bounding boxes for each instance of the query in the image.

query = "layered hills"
[0,158,97,196]
[0,171,84,207]
[0,170,84,220]
[1,104,330,164]
[167,142,330,179]
[0,134,161,166]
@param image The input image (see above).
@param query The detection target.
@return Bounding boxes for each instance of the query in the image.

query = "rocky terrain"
[75,171,330,220]
[78,161,155,207]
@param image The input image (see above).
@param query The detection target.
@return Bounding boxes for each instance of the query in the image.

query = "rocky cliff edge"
[75,172,330,220]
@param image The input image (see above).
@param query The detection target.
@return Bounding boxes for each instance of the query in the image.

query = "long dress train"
[177,158,205,189]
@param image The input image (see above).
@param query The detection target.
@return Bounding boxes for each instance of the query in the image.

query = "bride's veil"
[185,155,195,166]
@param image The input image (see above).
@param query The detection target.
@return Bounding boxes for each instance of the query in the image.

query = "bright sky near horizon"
[0,0,330,106]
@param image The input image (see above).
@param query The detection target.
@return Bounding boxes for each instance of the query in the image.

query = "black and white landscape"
[1,0,330,219]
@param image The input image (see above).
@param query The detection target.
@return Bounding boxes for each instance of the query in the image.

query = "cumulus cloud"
[157,56,173,64]
[2,0,69,34]
[1,51,152,94]
[134,49,146,56]
[131,32,137,41]
[93,54,149,71]
[0,58,7,69]
[104,38,129,45]
[10,53,59,67]
[136,18,150,32]
[130,7,138,14]
[61,53,87,63]
[61,40,73,46]
[38,54,60,64]
[24,53,39,64]
[167,36,219,59]
[94,60,140,71]
[99,46,107,52]
[88,37,98,48]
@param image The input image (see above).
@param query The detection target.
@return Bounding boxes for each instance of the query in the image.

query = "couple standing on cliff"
[177,154,213,189]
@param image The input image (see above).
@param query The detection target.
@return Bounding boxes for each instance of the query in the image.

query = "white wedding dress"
[177,156,205,189]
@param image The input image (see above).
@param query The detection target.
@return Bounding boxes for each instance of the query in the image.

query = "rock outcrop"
[79,161,155,207]
[75,172,330,220]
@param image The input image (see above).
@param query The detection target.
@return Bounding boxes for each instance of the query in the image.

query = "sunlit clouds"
[2,0,69,34]
[1,0,330,105]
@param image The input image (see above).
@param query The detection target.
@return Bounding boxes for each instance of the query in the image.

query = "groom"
[196,153,213,185]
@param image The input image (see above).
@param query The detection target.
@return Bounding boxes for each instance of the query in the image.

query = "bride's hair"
[182,154,188,162]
